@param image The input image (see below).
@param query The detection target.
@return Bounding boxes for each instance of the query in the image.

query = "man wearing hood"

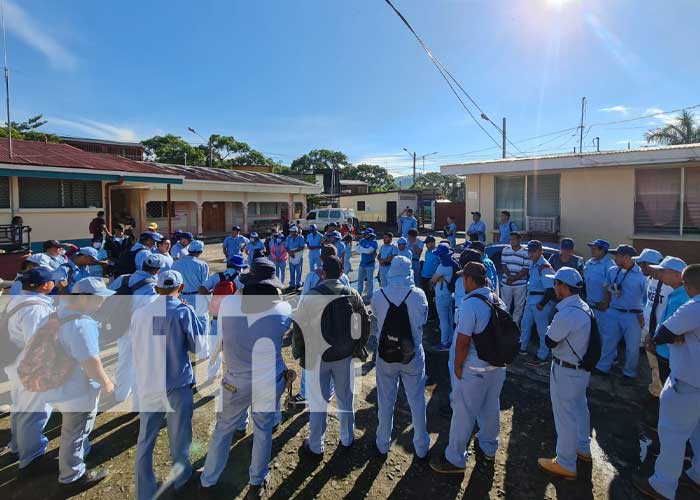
[431,243,456,352]
[371,256,430,458]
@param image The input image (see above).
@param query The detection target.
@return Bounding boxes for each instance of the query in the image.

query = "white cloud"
[47,117,138,142]
[600,105,630,114]
[3,1,77,70]
[644,108,677,125]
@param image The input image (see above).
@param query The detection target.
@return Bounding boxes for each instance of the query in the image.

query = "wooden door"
[202,202,225,234]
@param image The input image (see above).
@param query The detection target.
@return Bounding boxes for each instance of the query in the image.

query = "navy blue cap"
[21,267,55,287]
[560,238,575,250]
[610,244,637,256]
[141,231,163,242]
[527,240,543,252]
[226,254,248,269]
[586,239,610,250]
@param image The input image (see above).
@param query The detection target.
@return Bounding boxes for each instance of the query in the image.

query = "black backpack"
[97,274,156,340]
[446,255,461,293]
[470,294,521,367]
[566,306,602,372]
[114,247,148,277]
[377,289,415,364]
[316,284,358,362]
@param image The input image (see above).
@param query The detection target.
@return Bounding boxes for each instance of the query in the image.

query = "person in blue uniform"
[306,224,323,271]
[498,211,517,244]
[635,264,700,500]
[596,244,646,379]
[378,232,399,288]
[431,262,507,474]
[549,238,584,274]
[469,241,499,294]
[407,229,424,287]
[356,228,378,301]
[324,230,345,265]
[467,211,486,243]
[131,270,206,500]
[537,267,592,480]
[342,234,353,275]
[519,240,555,364]
[285,226,306,289]
[246,233,266,267]
[156,238,174,271]
[200,259,293,499]
[55,247,102,294]
[398,208,418,238]
[222,226,248,260]
[445,216,458,249]
[431,243,455,352]
[583,239,614,366]
[371,256,430,458]
[396,237,412,260]
[419,236,439,320]
[170,232,192,261]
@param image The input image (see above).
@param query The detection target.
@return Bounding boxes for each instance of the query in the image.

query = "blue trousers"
[379,266,390,288]
[275,262,286,284]
[411,261,421,287]
[136,386,194,500]
[13,382,53,468]
[375,355,430,457]
[307,357,355,454]
[357,265,375,299]
[435,294,454,346]
[288,261,303,287]
[201,378,284,487]
[650,378,700,499]
[448,236,457,249]
[445,367,506,468]
[520,302,554,360]
[344,257,353,275]
[308,250,322,271]
[53,391,99,484]
[550,363,591,473]
[597,308,642,377]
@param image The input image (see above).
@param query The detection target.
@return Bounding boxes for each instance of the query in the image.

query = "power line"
[588,104,700,128]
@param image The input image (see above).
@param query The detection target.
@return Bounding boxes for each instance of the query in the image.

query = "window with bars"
[18,178,102,209]
[527,173,560,218]
[357,201,366,211]
[634,167,700,236]
[494,175,525,229]
[146,201,175,218]
[0,177,10,209]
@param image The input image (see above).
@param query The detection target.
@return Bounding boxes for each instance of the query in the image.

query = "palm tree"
[645,110,700,145]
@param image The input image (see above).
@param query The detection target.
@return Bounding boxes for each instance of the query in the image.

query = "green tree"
[142,134,207,165]
[413,172,464,201]
[290,149,350,173]
[0,114,60,142]
[343,163,397,192]
[645,110,700,145]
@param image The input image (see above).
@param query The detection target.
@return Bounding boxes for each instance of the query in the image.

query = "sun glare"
[547,0,572,7]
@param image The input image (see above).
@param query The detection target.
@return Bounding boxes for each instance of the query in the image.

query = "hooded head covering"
[387,255,414,288]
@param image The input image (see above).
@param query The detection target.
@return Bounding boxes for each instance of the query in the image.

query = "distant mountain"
[393,175,413,189]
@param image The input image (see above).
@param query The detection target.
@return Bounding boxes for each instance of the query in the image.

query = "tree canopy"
[290,149,350,173]
[0,114,60,143]
[343,163,397,192]
[413,172,464,201]
[645,110,700,146]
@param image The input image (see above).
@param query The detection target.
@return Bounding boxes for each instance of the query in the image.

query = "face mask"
[92,242,102,249]
[58,248,66,256]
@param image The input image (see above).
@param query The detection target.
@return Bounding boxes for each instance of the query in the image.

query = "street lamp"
[187,126,212,168]
[420,151,439,173]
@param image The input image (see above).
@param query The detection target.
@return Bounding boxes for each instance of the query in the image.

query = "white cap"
[650,256,687,274]
[157,270,183,288]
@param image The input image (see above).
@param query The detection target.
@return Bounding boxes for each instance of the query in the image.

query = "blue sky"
[4,0,699,176]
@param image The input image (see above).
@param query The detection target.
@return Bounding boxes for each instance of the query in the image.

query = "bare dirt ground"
[0,245,695,499]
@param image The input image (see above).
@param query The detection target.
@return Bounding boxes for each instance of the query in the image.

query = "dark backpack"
[446,255,461,293]
[470,294,521,367]
[316,284,358,362]
[114,247,148,277]
[566,306,602,372]
[377,289,415,364]
[17,313,81,392]
[0,300,48,363]
[98,274,155,339]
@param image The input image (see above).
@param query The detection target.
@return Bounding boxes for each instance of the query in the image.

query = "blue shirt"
[584,255,614,304]
[302,271,350,295]
[421,248,440,278]
[246,239,266,265]
[546,294,592,365]
[434,264,454,299]
[130,243,154,272]
[658,294,700,388]
[159,252,174,272]
[55,261,91,293]
[306,232,323,252]
[526,256,554,304]
[482,256,499,293]
[397,247,413,260]
[202,269,239,291]
[655,286,690,360]
[398,216,418,238]
[222,235,249,257]
[467,221,486,242]
[498,221,517,244]
[407,239,424,262]
[454,287,505,370]
[334,241,346,259]
[109,270,158,311]
[446,222,457,239]
[379,243,398,265]
[172,256,210,294]
[358,238,378,267]
[605,264,646,311]
[170,242,189,260]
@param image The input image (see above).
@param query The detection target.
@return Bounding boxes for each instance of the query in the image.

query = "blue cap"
[527,240,543,252]
[231,225,241,231]
[141,231,163,242]
[143,253,166,269]
[561,238,575,250]
[397,237,407,246]
[633,248,663,265]
[650,256,687,273]
[76,247,99,260]
[72,277,116,296]
[180,232,194,241]
[433,243,451,257]
[227,255,248,269]
[309,224,317,231]
[21,267,55,286]
[189,240,204,252]
[545,266,584,288]
[363,228,375,237]
[26,253,52,267]
[250,232,259,239]
[610,244,637,256]
[157,270,183,288]
[328,231,342,240]
[586,239,610,250]
[289,226,298,233]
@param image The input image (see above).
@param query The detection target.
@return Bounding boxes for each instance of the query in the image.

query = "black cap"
[471,211,481,217]
[458,261,487,279]
[424,235,436,244]
[43,239,62,250]
[470,241,486,252]
[240,257,284,288]
[458,249,483,268]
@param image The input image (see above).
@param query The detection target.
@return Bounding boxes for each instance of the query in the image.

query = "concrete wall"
[340,192,417,223]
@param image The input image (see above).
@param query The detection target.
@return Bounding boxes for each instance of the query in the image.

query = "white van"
[304,208,356,229]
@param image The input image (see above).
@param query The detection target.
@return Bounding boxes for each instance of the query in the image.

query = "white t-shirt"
[642,277,673,335]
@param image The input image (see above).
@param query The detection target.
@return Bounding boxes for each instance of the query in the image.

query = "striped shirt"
[500,245,529,286]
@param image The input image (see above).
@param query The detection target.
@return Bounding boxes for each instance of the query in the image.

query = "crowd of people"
[0,212,698,500]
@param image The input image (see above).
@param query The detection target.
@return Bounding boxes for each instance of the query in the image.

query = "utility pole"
[187,127,212,168]
[1,2,12,158]
[593,137,600,152]
[502,117,507,159]
[412,151,416,187]
[578,97,586,154]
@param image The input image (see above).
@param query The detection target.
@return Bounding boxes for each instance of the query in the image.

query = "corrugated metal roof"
[149,162,317,187]
[59,136,145,148]
[0,138,165,175]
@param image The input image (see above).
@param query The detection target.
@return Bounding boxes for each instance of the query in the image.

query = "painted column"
[288,193,295,223]
[196,191,204,237]
[242,192,249,233]
[138,190,146,233]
